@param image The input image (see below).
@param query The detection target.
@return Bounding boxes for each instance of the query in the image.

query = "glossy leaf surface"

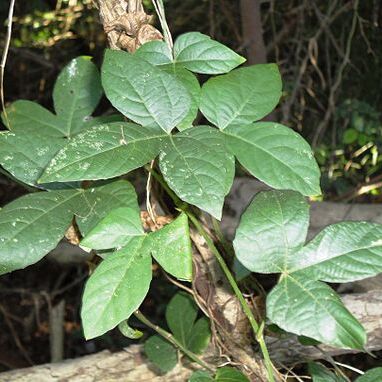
[291,222,382,282]
[53,56,103,136]
[159,126,235,219]
[147,214,193,281]
[225,123,321,196]
[174,32,245,74]
[266,275,366,349]
[162,65,201,130]
[81,237,152,339]
[200,64,281,129]
[0,189,82,275]
[102,50,191,133]
[135,40,172,65]
[81,207,143,250]
[39,123,167,183]
[234,190,309,273]
[76,180,139,236]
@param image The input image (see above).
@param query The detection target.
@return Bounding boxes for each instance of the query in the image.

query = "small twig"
[312,0,360,147]
[0,0,16,127]
[0,303,34,366]
[146,159,157,226]
[334,361,364,376]
[152,0,173,51]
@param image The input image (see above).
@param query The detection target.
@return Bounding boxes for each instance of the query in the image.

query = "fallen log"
[0,290,380,381]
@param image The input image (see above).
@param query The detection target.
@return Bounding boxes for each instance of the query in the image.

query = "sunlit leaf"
[102,50,191,133]
[200,64,281,129]
[81,237,152,339]
[159,126,235,219]
[174,32,245,74]
[225,123,321,196]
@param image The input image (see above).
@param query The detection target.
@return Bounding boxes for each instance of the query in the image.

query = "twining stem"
[211,217,235,258]
[187,213,276,382]
[149,169,276,382]
[134,310,215,372]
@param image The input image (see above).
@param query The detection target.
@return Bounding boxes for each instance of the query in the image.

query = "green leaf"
[82,114,125,128]
[76,180,139,236]
[290,222,382,283]
[81,236,152,339]
[356,368,382,382]
[3,100,64,135]
[224,123,321,196]
[187,317,211,354]
[135,40,172,66]
[189,371,214,382]
[159,126,235,219]
[144,335,178,373]
[118,320,143,339]
[0,127,64,186]
[81,207,144,250]
[215,367,249,381]
[0,189,82,275]
[165,292,198,347]
[174,32,245,74]
[233,190,309,273]
[162,65,201,130]
[53,56,103,136]
[102,50,191,133]
[308,363,347,382]
[266,275,366,349]
[39,123,167,183]
[343,128,358,144]
[147,213,193,281]
[0,57,103,186]
[200,64,281,129]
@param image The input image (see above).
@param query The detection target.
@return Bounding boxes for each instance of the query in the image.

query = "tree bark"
[240,0,267,64]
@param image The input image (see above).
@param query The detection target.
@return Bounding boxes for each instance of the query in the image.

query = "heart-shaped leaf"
[200,64,281,129]
[102,49,191,133]
[39,123,167,183]
[81,236,152,339]
[225,123,321,196]
[174,32,245,74]
[159,126,235,219]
